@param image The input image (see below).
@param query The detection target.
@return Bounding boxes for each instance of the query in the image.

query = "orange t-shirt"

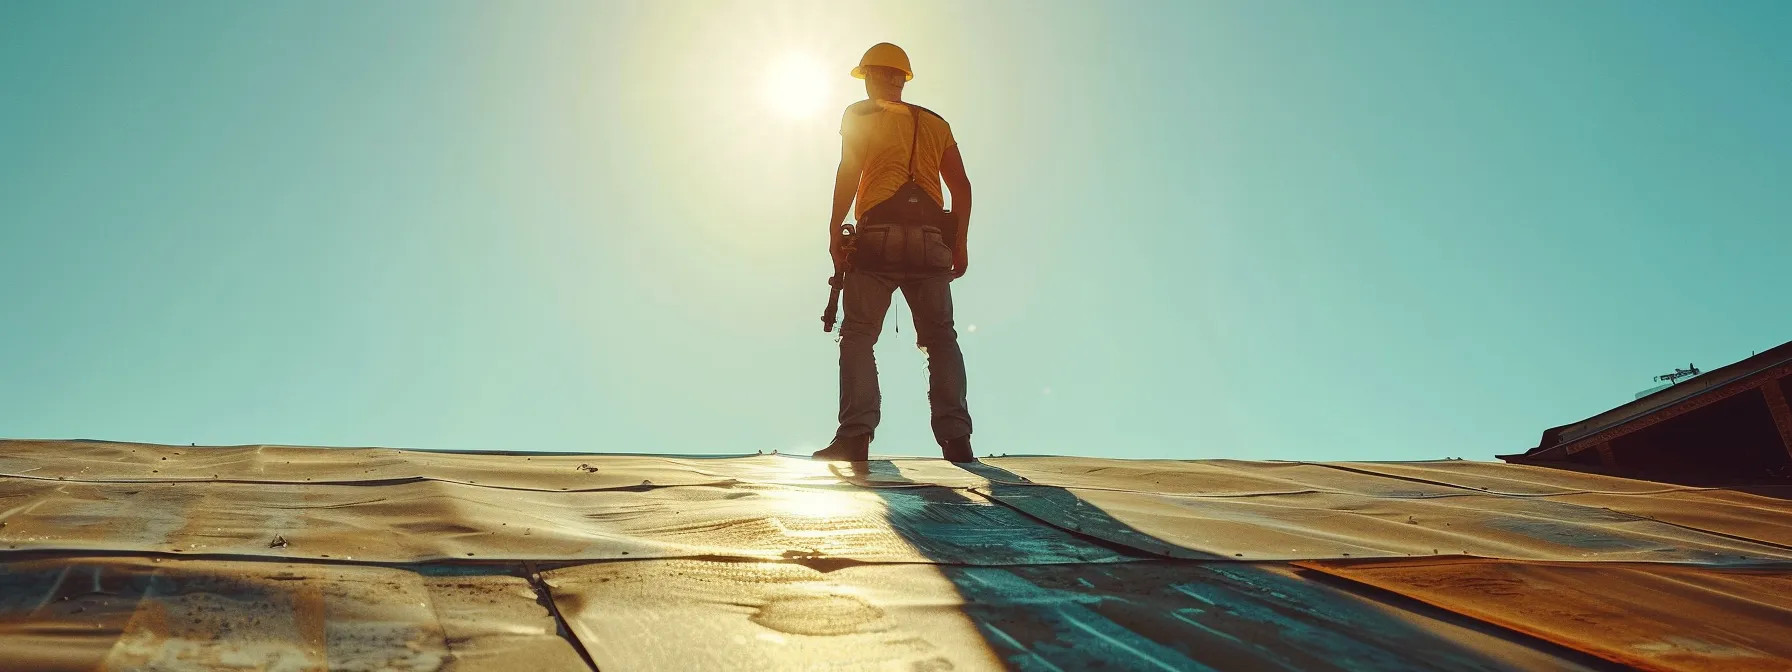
[840,99,956,219]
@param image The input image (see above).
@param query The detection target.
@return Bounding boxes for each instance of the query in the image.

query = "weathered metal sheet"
[1551,489,1792,548]
[416,566,594,672]
[1326,460,1695,495]
[0,440,999,491]
[982,458,1792,559]
[983,455,1739,498]
[541,559,1003,671]
[976,483,1792,563]
[0,477,1127,565]
[7,451,1786,566]
[0,557,586,671]
[984,457,1470,498]
[540,559,1596,672]
[1296,557,1792,672]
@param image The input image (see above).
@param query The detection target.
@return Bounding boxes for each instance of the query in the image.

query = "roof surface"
[2,439,1788,671]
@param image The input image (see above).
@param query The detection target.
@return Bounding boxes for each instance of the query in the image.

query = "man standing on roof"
[813,43,976,464]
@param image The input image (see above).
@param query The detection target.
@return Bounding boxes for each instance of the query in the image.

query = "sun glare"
[761,53,830,119]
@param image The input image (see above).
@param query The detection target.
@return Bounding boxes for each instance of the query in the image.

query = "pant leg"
[836,271,898,440]
[899,272,973,445]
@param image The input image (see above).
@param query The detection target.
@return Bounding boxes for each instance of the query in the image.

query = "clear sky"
[3,1,1789,461]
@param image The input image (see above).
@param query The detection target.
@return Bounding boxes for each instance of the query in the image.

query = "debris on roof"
[2,439,1788,670]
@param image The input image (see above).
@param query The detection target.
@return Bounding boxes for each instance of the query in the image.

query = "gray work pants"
[835,269,972,446]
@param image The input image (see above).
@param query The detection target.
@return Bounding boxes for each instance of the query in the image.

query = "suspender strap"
[905,103,922,180]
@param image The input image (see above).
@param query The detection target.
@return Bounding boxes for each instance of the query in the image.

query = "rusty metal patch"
[1296,557,1792,671]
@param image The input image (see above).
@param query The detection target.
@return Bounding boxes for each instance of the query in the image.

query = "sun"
[760,53,831,119]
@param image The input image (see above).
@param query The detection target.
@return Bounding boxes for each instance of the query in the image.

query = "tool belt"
[850,103,955,273]
[854,186,953,272]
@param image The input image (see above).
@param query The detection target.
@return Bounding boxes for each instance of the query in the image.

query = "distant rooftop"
[1505,338,1792,486]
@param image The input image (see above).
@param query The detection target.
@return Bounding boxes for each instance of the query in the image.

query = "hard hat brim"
[851,65,913,81]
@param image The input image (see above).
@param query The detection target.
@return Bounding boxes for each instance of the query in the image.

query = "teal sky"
[3,1,1789,461]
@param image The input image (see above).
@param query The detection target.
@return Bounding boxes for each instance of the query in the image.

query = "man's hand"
[951,242,969,279]
[830,232,850,274]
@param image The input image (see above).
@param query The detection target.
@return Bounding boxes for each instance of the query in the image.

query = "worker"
[813,43,975,463]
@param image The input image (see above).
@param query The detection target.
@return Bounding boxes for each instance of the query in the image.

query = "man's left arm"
[940,143,972,278]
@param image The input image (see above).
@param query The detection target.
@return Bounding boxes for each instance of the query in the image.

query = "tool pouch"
[855,182,953,272]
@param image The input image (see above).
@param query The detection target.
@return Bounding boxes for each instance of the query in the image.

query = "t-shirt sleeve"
[840,106,866,140]
[838,106,867,161]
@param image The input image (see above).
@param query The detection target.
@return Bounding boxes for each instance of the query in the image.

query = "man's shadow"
[816,457,1604,672]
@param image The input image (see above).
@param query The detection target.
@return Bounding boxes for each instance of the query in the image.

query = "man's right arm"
[829,143,864,272]
[940,143,972,278]
[829,109,866,273]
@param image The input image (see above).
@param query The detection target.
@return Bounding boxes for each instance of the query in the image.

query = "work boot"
[812,434,870,461]
[940,436,975,463]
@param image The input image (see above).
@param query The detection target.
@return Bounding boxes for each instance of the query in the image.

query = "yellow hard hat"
[851,42,913,81]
